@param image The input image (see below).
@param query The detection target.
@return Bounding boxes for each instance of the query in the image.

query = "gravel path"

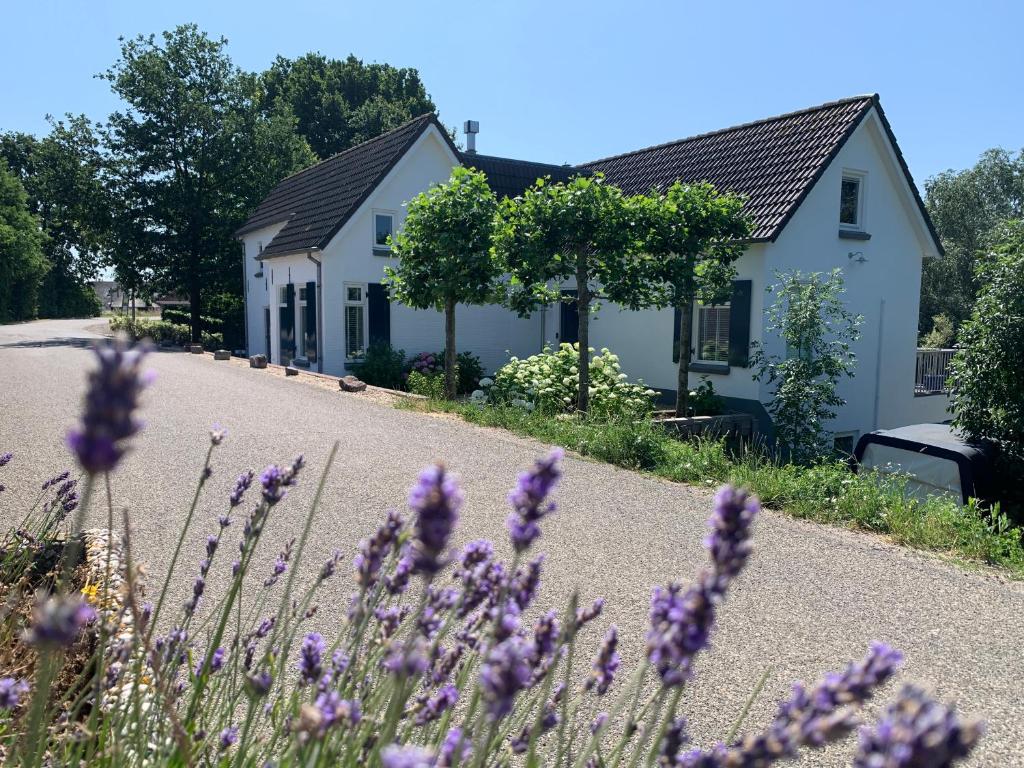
[1,318,1021,765]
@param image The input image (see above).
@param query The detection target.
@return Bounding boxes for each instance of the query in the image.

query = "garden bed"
[653,410,756,439]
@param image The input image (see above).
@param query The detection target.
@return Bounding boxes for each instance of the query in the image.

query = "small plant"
[921,313,955,349]
[407,370,445,399]
[110,315,222,348]
[751,269,862,464]
[489,343,656,420]
[688,376,725,416]
[348,342,407,390]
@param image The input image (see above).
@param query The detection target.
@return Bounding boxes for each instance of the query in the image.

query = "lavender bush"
[0,338,983,766]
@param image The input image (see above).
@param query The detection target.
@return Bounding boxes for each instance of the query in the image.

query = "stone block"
[249,354,267,369]
[340,375,367,392]
[214,349,231,360]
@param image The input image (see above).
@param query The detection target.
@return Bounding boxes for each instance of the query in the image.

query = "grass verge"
[400,399,1024,577]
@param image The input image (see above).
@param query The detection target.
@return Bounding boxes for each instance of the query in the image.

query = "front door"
[263,307,271,357]
[559,290,579,346]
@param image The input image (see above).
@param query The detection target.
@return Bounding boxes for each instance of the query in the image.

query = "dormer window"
[839,174,863,228]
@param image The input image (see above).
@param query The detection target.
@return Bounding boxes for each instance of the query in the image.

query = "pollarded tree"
[636,182,750,416]
[495,174,651,414]
[385,167,500,399]
[750,269,862,464]
[948,219,1024,461]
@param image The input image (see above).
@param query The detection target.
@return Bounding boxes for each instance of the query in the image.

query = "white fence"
[915,348,955,395]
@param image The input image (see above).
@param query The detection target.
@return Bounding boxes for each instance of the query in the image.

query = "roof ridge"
[273,112,438,185]
[580,94,877,168]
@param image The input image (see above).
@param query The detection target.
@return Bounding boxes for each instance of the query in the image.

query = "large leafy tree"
[101,24,315,341]
[0,162,49,322]
[750,269,862,464]
[948,220,1024,461]
[385,167,500,399]
[0,116,108,317]
[260,53,436,159]
[635,182,750,416]
[495,174,651,414]
[922,148,1024,336]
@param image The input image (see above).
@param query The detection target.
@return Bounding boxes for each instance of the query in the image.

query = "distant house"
[237,95,950,444]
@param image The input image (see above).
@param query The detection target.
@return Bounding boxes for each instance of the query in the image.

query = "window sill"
[839,229,871,240]
[372,247,393,257]
[690,362,730,375]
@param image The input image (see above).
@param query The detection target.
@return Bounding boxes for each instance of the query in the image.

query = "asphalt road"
[1,318,1021,764]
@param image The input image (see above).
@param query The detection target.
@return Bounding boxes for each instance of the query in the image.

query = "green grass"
[402,400,1024,577]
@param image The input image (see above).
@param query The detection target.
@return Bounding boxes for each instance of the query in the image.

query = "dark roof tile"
[458,153,579,198]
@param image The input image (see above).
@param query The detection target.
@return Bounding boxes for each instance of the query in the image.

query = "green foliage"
[488,343,656,420]
[100,24,316,340]
[920,313,955,349]
[0,162,49,322]
[406,370,445,399]
[386,167,500,398]
[922,148,1024,336]
[948,220,1024,460]
[751,269,862,464]
[109,315,222,348]
[687,377,725,416]
[452,350,484,394]
[259,53,437,159]
[347,342,407,390]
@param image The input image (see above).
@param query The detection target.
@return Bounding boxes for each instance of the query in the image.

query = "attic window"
[374,212,394,251]
[839,175,863,228]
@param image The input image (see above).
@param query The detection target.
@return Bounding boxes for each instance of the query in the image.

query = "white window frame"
[344,282,368,361]
[695,302,730,364]
[372,210,396,252]
[839,170,866,230]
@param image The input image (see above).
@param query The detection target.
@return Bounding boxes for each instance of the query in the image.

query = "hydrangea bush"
[0,338,983,767]
[486,344,657,420]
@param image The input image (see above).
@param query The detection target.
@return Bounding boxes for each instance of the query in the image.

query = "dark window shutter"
[279,283,295,363]
[728,279,752,368]
[367,283,390,346]
[672,306,682,363]
[305,281,317,361]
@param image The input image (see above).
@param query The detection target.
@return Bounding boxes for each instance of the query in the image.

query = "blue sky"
[1,0,1021,186]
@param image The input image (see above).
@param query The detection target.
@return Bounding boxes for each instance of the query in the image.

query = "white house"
[236,95,951,447]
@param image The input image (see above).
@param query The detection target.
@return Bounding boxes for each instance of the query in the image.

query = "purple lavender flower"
[854,684,982,767]
[586,625,620,695]
[0,677,29,709]
[438,727,471,767]
[575,597,605,630]
[245,669,273,698]
[196,646,226,676]
[259,455,304,504]
[591,712,609,734]
[506,449,563,551]
[511,555,543,610]
[0,452,12,467]
[298,632,325,685]
[264,539,294,587]
[218,725,239,750]
[25,594,96,647]
[659,718,691,766]
[532,610,560,660]
[354,510,404,587]
[460,540,493,570]
[383,636,429,677]
[706,485,758,580]
[185,575,205,615]
[480,636,532,720]
[490,599,521,641]
[415,684,459,725]
[314,690,361,734]
[230,470,254,507]
[387,547,414,594]
[408,464,463,577]
[430,643,464,685]
[42,470,70,490]
[66,338,151,475]
[320,549,342,581]
[381,745,435,768]
[375,606,405,641]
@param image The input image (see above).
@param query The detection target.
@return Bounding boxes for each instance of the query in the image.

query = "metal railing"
[915,348,955,395]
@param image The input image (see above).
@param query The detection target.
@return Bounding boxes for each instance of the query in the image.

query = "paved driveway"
[1,318,1021,764]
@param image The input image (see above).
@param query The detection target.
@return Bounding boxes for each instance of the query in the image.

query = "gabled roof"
[458,153,579,199]
[580,94,940,251]
[238,113,457,258]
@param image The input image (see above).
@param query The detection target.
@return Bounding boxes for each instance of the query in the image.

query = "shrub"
[110,315,222,348]
[453,350,483,394]
[407,370,445,399]
[489,343,656,420]
[348,342,407,390]
[921,313,955,349]
[0,341,985,766]
[688,376,725,416]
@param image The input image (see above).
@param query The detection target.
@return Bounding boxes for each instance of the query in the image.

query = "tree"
[635,182,750,416]
[495,174,650,414]
[1,116,108,318]
[750,269,862,464]
[0,162,49,322]
[385,167,500,399]
[948,220,1024,461]
[100,25,315,342]
[259,53,437,159]
[921,148,1024,336]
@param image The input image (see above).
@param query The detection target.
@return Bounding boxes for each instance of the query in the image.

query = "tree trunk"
[576,261,590,415]
[188,275,202,345]
[674,294,695,417]
[444,298,457,400]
